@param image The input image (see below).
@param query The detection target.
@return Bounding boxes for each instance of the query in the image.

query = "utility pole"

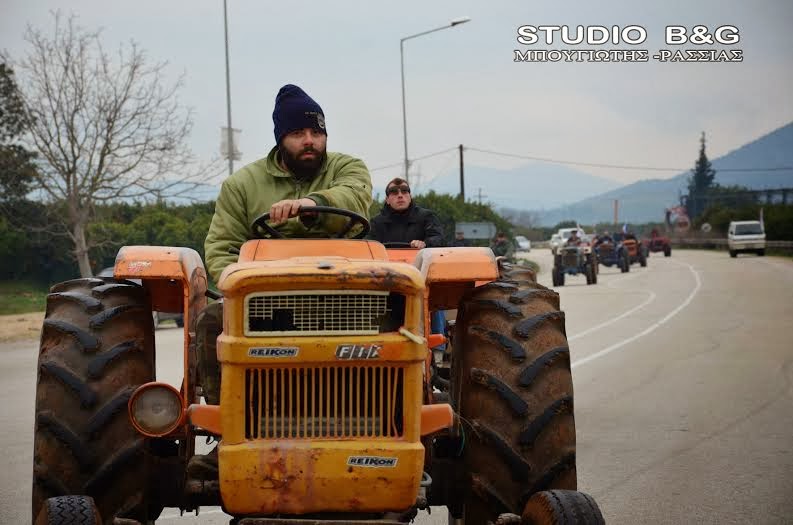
[477,187,487,205]
[613,199,619,225]
[458,144,465,201]
[223,0,234,176]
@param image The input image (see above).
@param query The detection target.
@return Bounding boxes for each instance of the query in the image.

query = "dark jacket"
[368,203,445,246]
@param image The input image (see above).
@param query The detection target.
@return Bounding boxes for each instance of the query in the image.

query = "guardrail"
[527,239,792,253]
[529,238,792,253]
[671,238,793,253]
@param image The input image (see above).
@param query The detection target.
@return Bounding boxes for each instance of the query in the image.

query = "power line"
[465,147,793,173]
[370,146,457,172]
[369,145,793,175]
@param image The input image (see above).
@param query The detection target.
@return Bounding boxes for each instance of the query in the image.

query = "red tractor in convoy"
[613,232,647,268]
[644,229,672,257]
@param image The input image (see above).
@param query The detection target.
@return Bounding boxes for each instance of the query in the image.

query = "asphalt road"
[2,249,791,524]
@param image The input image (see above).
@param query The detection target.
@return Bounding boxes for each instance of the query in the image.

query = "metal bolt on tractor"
[32,207,604,525]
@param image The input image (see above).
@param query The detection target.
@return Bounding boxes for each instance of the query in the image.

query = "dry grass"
[0,312,44,343]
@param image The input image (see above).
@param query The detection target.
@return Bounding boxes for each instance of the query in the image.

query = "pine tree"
[686,132,716,218]
[0,63,37,203]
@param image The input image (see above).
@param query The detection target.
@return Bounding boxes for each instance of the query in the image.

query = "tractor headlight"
[129,382,184,436]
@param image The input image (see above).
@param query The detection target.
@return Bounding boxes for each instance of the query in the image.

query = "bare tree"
[3,12,219,277]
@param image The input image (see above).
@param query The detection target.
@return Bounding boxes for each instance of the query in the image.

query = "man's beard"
[281,145,326,182]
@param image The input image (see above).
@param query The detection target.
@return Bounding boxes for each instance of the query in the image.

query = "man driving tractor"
[194,84,373,477]
[204,83,372,283]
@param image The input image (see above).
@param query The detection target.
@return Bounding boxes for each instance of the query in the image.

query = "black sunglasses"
[387,185,411,195]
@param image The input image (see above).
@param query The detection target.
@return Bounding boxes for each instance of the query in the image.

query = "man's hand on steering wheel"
[269,198,317,224]
[410,240,426,249]
[251,205,370,239]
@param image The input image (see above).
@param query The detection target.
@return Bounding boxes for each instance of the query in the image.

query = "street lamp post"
[223,0,234,176]
[400,17,470,182]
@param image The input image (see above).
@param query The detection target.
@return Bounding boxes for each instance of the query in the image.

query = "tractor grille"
[561,250,580,267]
[246,291,390,336]
[244,366,405,439]
[598,245,615,258]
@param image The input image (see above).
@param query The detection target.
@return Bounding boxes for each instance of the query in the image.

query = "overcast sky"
[3,0,792,195]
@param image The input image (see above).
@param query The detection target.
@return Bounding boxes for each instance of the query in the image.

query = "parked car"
[514,235,531,251]
[728,220,765,257]
[549,233,562,253]
[98,267,184,328]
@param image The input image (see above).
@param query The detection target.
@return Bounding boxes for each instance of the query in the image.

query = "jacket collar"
[381,202,417,219]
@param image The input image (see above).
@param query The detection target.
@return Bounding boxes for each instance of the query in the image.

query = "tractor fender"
[415,247,499,311]
[114,245,208,336]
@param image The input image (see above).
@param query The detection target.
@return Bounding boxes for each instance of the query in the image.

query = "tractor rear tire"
[664,246,671,257]
[450,270,577,524]
[500,261,537,283]
[35,495,102,525]
[639,250,647,267]
[521,490,604,524]
[32,278,156,524]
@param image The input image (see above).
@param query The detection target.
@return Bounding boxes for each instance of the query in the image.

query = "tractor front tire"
[451,270,577,524]
[35,495,102,525]
[521,490,604,525]
[586,264,597,285]
[664,246,671,257]
[32,278,156,524]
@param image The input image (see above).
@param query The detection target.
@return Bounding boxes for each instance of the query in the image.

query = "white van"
[727,220,765,257]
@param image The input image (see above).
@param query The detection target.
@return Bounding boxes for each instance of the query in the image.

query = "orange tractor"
[32,207,603,524]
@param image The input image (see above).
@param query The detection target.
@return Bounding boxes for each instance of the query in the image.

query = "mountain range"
[419,162,622,211]
[536,121,793,225]
[421,121,793,226]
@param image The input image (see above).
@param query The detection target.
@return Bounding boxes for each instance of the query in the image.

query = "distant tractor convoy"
[644,230,672,257]
[553,241,598,286]
[614,233,648,268]
[594,237,630,273]
[31,207,604,525]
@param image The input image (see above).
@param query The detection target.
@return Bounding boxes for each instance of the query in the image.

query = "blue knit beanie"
[272,84,326,144]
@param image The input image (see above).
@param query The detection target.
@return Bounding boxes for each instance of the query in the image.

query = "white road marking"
[568,269,656,342]
[572,260,702,369]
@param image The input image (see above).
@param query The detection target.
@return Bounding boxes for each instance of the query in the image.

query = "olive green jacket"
[205,147,373,282]
[490,239,515,260]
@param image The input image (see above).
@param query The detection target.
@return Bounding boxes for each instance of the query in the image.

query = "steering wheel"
[382,242,414,248]
[251,205,370,240]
